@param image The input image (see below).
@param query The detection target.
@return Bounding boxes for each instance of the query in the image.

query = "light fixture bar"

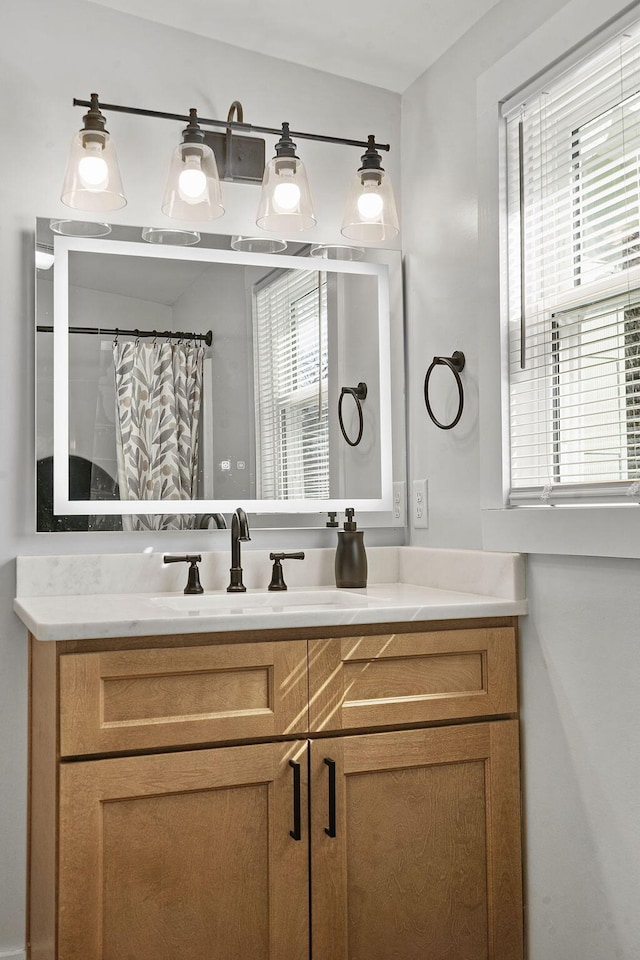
[72,98,391,153]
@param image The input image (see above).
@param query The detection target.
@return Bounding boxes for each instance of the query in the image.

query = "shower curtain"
[113,340,204,531]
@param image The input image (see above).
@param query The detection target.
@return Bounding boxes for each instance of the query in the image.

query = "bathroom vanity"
[17,548,526,960]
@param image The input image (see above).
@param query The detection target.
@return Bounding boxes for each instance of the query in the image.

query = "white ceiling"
[69,253,213,304]
[84,0,501,92]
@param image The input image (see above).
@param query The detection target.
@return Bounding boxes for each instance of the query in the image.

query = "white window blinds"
[253,268,329,499]
[505,21,640,504]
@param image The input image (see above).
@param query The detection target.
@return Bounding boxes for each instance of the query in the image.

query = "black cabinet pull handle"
[324,758,336,838]
[289,760,301,841]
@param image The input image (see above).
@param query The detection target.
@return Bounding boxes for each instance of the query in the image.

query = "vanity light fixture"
[63,96,398,241]
[60,94,126,212]
[256,124,316,233]
[341,135,399,243]
[161,109,224,221]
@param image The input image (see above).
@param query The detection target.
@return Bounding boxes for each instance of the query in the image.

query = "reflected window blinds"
[505,21,640,504]
[253,268,329,499]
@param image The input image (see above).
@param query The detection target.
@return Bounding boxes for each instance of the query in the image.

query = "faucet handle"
[268,552,305,591]
[163,554,204,595]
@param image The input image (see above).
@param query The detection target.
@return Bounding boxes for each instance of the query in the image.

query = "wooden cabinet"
[28,618,523,960]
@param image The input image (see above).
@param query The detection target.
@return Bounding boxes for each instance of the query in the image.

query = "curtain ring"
[423,351,465,430]
[338,382,368,446]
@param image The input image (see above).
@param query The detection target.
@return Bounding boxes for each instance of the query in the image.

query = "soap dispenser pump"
[335,508,368,588]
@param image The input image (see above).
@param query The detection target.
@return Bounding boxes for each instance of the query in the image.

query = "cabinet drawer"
[60,640,308,756]
[308,627,517,732]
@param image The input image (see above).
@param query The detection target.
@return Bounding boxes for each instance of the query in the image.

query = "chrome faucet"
[227,507,251,592]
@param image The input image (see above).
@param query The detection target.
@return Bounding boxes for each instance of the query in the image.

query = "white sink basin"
[149,589,373,615]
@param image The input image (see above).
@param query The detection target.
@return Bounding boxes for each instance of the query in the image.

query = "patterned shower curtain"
[113,340,204,531]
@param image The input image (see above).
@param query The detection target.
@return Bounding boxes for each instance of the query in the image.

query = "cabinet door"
[59,741,309,960]
[310,721,523,960]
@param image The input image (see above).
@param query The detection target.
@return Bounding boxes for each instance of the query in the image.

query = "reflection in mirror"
[36,220,404,531]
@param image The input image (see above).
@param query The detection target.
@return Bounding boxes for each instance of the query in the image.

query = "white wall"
[521,555,640,960]
[335,274,382,498]
[402,0,640,956]
[0,1,401,950]
[172,263,254,499]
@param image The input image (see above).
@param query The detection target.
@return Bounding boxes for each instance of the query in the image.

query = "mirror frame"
[52,235,393,516]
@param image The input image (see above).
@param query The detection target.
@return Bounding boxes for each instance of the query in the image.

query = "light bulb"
[273,180,301,212]
[357,189,384,220]
[78,142,109,191]
[178,157,207,204]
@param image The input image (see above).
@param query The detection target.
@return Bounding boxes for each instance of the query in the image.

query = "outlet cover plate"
[393,481,406,525]
[413,478,429,528]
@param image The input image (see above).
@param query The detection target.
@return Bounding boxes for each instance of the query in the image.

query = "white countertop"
[14,582,527,642]
[14,547,527,642]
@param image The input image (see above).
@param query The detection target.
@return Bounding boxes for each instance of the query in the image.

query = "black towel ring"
[338,382,368,446]
[424,351,466,430]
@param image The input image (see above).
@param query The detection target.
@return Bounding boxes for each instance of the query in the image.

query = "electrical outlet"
[392,481,406,525]
[412,478,429,528]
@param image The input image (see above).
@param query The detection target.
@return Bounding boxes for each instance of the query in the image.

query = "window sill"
[481,504,640,559]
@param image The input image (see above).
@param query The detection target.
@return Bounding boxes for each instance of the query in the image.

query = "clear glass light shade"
[49,219,112,237]
[142,227,201,245]
[256,156,316,233]
[161,142,224,221]
[309,243,364,261]
[61,131,126,212]
[231,235,288,253]
[341,169,399,243]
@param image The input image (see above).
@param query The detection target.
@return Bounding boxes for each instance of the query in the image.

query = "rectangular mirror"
[36,219,404,531]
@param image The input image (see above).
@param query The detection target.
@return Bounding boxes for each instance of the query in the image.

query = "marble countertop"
[14,547,527,642]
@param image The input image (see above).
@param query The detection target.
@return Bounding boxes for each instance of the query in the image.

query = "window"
[253,268,329,499]
[505,21,640,504]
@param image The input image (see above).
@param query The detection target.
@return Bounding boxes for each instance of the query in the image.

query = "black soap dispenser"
[335,508,368,588]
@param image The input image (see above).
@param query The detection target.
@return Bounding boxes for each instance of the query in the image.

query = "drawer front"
[308,627,517,732]
[60,640,308,756]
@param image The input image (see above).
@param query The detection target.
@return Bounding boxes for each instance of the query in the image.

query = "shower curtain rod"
[37,325,213,346]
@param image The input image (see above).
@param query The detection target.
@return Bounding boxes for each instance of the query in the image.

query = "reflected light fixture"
[309,243,365,261]
[230,235,288,253]
[35,243,55,270]
[341,135,399,243]
[256,124,316,233]
[161,109,224,221]
[63,96,398,242]
[141,227,201,245]
[61,94,126,212]
[49,219,112,237]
